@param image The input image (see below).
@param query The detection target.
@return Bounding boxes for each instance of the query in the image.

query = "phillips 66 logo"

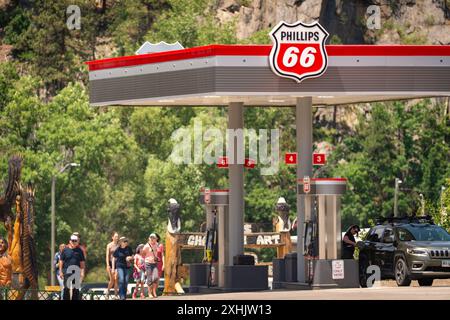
[269,21,329,83]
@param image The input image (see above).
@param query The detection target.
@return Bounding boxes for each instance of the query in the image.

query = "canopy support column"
[227,102,244,265]
[296,97,313,283]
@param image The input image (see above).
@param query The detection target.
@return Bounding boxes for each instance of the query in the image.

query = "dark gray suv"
[359,216,450,287]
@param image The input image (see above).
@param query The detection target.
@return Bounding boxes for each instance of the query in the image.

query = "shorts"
[145,263,159,285]
[134,269,146,283]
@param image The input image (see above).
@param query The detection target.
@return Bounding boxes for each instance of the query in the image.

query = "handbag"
[150,244,159,263]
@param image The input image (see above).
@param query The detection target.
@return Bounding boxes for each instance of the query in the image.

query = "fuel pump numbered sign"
[285,152,297,165]
[313,153,326,166]
[217,156,228,168]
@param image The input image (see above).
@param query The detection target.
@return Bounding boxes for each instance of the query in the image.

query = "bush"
[84,266,109,283]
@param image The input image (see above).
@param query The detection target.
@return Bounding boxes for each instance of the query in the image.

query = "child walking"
[132,244,146,299]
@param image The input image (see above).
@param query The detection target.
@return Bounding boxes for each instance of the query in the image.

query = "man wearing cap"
[142,233,160,298]
[59,234,85,300]
[72,232,87,264]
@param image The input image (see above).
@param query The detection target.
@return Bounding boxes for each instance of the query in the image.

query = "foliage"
[0,78,145,278]
[145,0,237,48]
[331,101,450,229]
[0,1,449,285]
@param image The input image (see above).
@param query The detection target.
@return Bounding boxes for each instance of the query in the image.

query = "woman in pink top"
[142,233,160,298]
[155,233,165,278]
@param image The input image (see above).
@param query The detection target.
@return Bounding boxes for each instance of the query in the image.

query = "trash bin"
[285,253,297,282]
[189,263,208,286]
[272,258,285,283]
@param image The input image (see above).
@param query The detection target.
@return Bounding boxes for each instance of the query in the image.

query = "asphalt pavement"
[156,283,450,300]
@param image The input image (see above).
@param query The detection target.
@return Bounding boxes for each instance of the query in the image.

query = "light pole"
[50,162,80,286]
[441,186,446,224]
[419,193,425,216]
[394,178,402,217]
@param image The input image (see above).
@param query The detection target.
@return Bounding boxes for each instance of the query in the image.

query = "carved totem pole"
[0,156,38,299]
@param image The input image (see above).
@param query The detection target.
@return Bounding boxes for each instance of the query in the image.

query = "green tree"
[145,0,237,48]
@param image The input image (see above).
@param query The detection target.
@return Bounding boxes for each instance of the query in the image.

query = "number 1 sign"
[269,21,329,83]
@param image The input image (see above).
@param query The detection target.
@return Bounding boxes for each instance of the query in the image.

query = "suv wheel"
[418,278,433,286]
[395,257,411,286]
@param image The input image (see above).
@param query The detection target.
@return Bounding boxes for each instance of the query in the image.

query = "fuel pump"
[294,178,359,288]
[205,207,218,287]
[199,189,229,288]
[304,196,319,284]
[197,188,268,291]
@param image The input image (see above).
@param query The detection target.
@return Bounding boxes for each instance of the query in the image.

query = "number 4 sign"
[285,152,297,165]
[269,21,329,83]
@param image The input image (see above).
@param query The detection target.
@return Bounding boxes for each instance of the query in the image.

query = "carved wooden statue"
[164,198,184,295]
[273,197,292,258]
[0,156,38,299]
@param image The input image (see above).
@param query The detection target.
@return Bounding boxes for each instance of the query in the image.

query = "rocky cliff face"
[214,0,449,132]
[215,0,450,44]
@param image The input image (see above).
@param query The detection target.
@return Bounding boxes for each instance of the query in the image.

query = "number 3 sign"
[269,21,329,83]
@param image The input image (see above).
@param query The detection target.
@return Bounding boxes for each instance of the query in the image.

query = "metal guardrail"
[0,287,168,300]
[0,287,61,300]
[0,287,113,300]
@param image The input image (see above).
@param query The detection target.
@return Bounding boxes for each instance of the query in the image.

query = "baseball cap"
[70,234,78,241]
[149,233,157,238]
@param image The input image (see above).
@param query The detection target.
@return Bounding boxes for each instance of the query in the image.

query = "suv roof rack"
[375,215,434,225]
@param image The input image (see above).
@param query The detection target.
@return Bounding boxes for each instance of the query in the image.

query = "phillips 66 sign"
[269,21,329,83]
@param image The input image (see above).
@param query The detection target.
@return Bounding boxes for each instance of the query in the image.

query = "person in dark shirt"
[59,234,85,300]
[112,237,133,300]
[73,232,87,265]
[54,243,66,299]
[342,225,360,259]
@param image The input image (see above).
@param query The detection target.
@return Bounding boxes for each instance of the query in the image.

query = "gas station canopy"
[86,41,450,289]
[86,45,450,107]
